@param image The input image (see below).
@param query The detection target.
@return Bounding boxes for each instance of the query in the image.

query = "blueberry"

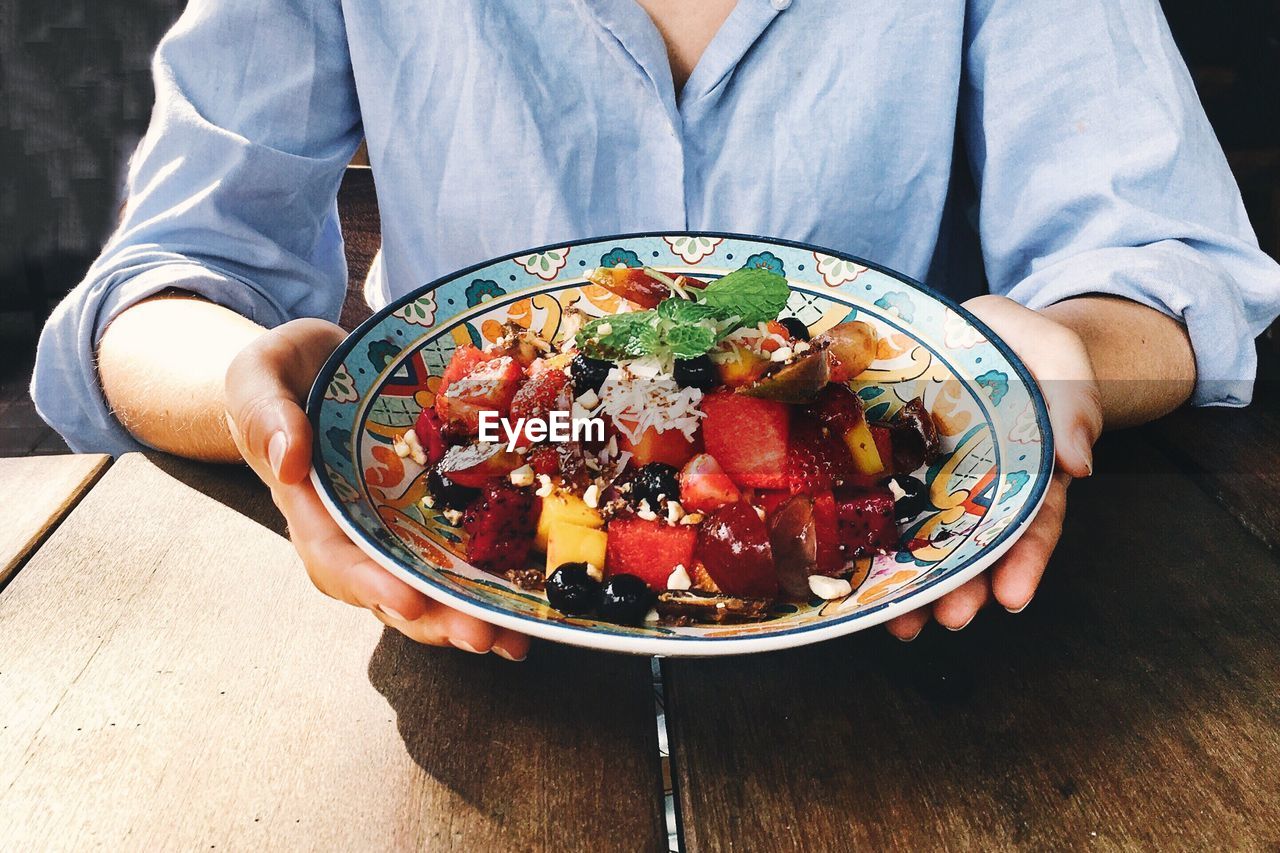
[673,355,720,391]
[778,316,811,341]
[891,475,930,520]
[546,563,603,616]
[571,354,614,395]
[630,463,680,509]
[426,468,480,512]
[598,574,657,625]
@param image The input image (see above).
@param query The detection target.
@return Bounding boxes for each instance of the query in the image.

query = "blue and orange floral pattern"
[742,251,785,276]
[599,247,641,268]
[307,235,1053,655]
[464,279,505,307]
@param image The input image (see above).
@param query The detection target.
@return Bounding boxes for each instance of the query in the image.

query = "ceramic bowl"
[308,233,1052,656]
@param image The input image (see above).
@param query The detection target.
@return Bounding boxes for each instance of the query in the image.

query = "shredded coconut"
[596,361,706,444]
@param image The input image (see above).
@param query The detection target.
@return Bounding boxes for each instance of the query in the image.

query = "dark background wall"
[2,0,1278,344]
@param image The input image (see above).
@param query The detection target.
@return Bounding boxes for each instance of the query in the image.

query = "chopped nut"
[888,478,908,502]
[597,322,613,336]
[636,499,659,522]
[793,340,811,354]
[644,608,661,624]
[753,505,767,521]
[576,389,601,410]
[583,483,601,509]
[401,430,428,466]
[535,475,555,498]
[509,464,536,487]
[808,575,853,601]
[585,563,604,582]
[442,509,464,526]
[393,434,412,459]
[667,564,692,591]
[667,501,685,525]
[770,346,794,363]
[421,495,436,510]
[681,512,704,526]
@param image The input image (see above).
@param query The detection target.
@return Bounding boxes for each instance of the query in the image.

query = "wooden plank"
[664,433,1280,851]
[1145,371,1280,551]
[0,454,107,587]
[0,453,665,851]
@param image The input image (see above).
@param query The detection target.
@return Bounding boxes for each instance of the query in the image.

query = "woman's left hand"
[884,295,1104,640]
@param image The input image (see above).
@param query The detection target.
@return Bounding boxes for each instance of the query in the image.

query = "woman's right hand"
[223,318,531,661]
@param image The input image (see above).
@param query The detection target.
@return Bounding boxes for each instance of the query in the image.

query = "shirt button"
[770,0,791,9]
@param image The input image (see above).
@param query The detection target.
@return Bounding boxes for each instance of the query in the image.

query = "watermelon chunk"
[605,517,697,591]
[701,391,790,489]
[812,491,845,575]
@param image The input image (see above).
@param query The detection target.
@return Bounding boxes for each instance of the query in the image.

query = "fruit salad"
[399,265,941,627]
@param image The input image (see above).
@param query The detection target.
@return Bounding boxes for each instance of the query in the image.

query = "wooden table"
[2,414,1280,850]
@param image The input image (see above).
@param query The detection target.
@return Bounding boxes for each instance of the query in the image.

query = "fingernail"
[1076,431,1094,477]
[376,604,407,622]
[268,431,288,480]
[493,646,527,662]
[1005,596,1034,615]
[943,613,977,632]
[895,629,922,643]
[450,638,489,655]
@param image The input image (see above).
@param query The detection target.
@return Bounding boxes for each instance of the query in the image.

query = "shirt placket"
[575,0,789,228]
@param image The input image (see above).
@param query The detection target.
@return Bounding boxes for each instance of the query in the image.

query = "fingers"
[963,295,1102,479]
[886,607,931,642]
[224,319,348,486]
[991,470,1071,612]
[276,476,531,658]
[932,573,992,630]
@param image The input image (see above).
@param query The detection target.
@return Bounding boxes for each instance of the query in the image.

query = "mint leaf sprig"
[575,266,789,361]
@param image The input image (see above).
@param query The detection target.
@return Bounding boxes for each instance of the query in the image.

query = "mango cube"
[545,523,608,578]
[536,490,604,551]
[843,420,885,476]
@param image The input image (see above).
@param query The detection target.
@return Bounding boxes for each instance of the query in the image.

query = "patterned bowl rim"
[307,231,1054,657]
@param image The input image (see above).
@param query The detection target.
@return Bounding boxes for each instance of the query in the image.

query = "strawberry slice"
[463,484,538,574]
[695,502,779,598]
[438,345,494,395]
[786,416,856,495]
[833,486,899,556]
[506,369,572,448]
[700,391,790,489]
[678,454,741,512]
[605,517,697,591]
[412,407,449,466]
[437,442,523,488]
[526,444,561,478]
[435,355,524,434]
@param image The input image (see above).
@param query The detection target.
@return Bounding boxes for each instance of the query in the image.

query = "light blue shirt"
[33,0,1280,455]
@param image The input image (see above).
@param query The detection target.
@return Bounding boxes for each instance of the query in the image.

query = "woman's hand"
[884,295,1104,640]
[224,318,531,660]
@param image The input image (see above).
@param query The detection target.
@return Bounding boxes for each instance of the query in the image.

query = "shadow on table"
[146,452,287,538]
[660,432,1280,846]
[365,627,662,833]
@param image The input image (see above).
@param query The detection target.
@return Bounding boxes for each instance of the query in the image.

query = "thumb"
[963,295,1102,479]
[224,319,347,486]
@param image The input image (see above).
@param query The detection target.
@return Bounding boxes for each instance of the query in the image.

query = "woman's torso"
[344,0,983,306]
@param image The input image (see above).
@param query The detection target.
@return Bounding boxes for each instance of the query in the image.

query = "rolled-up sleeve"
[962,0,1280,406]
[31,0,362,454]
